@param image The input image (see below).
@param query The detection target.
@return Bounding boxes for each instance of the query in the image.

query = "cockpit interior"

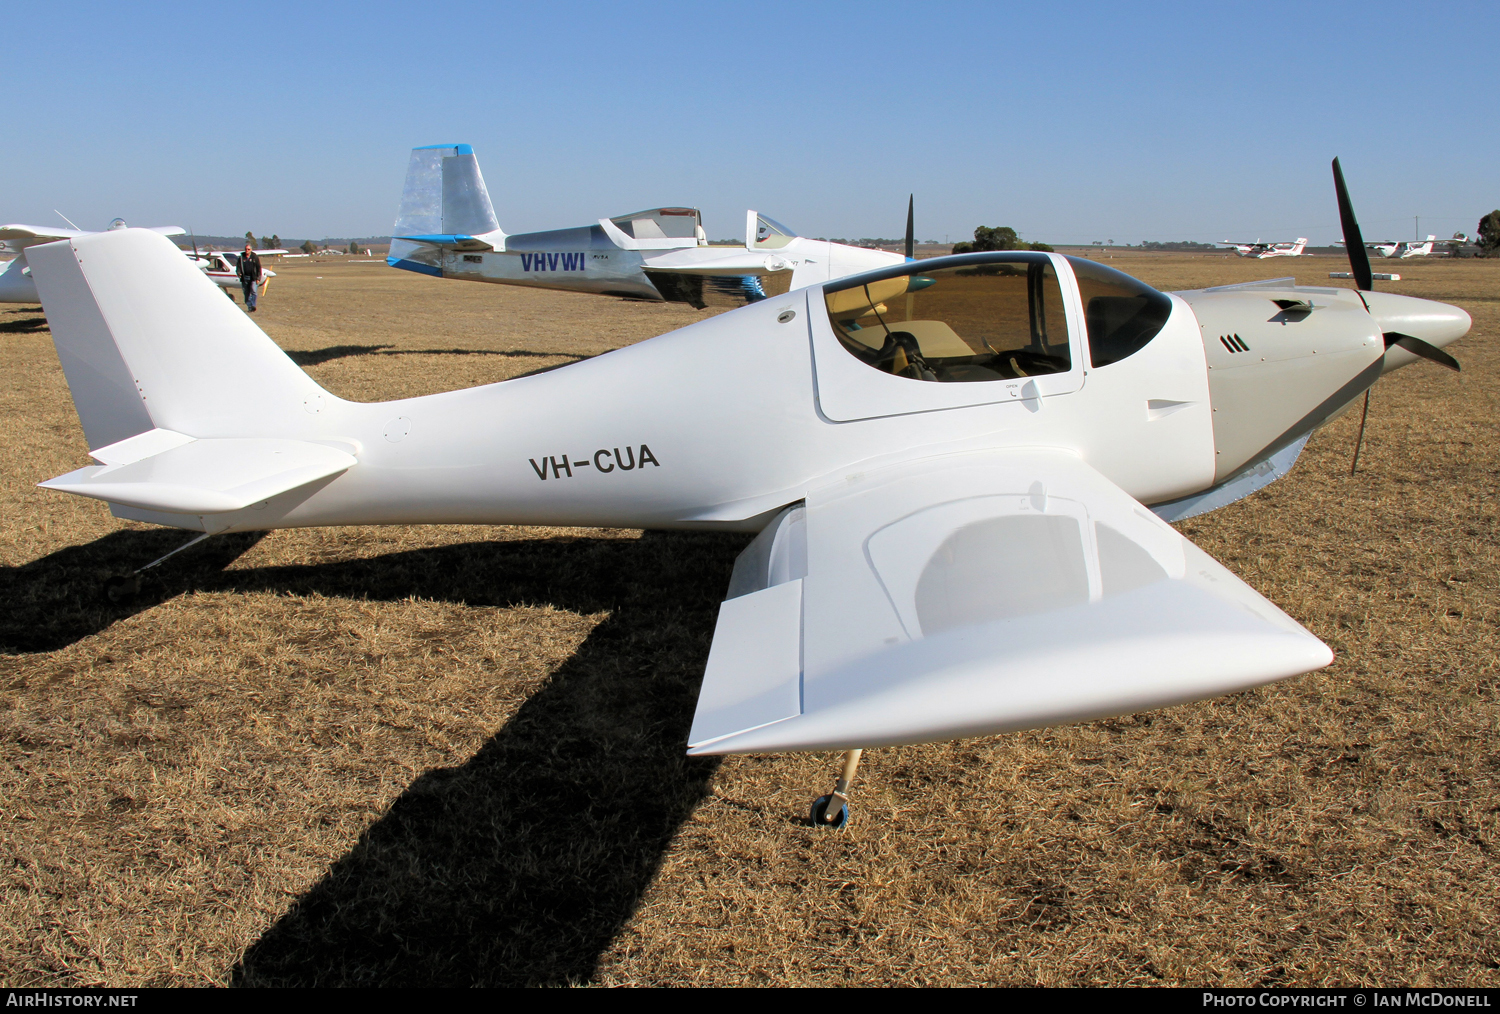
[752,214,797,250]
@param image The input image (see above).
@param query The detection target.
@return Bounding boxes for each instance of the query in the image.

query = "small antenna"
[54,210,82,232]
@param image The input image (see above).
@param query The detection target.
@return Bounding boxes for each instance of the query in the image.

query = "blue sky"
[4,1,1495,245]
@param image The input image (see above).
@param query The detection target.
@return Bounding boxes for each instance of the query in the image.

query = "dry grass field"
[0,251,1496,987]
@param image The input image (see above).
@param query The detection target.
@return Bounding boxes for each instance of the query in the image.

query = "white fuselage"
[45,239,1466,543]
[0,252,37,303]
[392,230,903,303]
[118,255,1331,537]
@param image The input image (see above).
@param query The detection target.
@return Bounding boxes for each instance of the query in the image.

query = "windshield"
[1065,256,1173,368]
[752,214,797,250]
[823,254,1070,383]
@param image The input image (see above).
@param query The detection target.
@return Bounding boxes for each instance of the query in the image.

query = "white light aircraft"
[1220,238,1309,259]
[27,160,1469,827]
[387,144,906,307]
[1357,236,1469,259]
[186,247,285,297]
[0,217,185,303]
[1374,236,1437,259]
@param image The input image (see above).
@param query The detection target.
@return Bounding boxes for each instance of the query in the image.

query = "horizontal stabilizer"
[41,437,356,514]
[392,233,500,252]
[688,449,1332,754]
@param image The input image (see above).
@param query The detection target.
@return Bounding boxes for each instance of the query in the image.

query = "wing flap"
[40,437,356,514]
[687,449,1331,755]
[688,580,804,748]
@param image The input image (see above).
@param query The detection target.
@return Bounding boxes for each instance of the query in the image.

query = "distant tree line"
[1139,240,1220,252]
[951,226,1052,254]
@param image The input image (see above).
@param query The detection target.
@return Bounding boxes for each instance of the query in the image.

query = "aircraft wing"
[640,248,791,275]
[688,448,1331,754]
[0,224,82,243]
[1,224,184,244]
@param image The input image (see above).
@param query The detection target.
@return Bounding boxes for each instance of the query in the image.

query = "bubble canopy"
[822,252,1173,382]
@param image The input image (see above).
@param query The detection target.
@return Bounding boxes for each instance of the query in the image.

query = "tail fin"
[390,144,503,272]
[28,229,320,450]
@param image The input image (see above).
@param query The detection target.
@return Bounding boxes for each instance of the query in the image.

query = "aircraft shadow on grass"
[2,305,49,334]
[1,526,742,985]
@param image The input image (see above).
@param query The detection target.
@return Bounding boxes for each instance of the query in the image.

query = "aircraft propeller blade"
[904,195,914,261]
[1385,332,1461,372]
[1352,333,1460,476]
[1332,157,1373,291]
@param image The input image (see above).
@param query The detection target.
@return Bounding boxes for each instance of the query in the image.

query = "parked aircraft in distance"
[185,247,285,297]
[1339,235,1468,259]
[28,160,1469,828]
[386,144,905,308]
[1220,238,1309,259]
[0,217,185,303]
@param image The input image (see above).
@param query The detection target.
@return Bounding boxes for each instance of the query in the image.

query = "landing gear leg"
[104,532,213,602]
[809,748,863,829]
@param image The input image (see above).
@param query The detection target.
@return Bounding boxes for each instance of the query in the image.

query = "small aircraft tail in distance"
[389,144,506,275]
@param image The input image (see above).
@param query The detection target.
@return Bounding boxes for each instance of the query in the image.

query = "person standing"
[237,241,263,312]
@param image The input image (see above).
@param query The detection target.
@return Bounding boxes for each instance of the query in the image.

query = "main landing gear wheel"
[103,574,141,603]
[809,794,849,829]
[810,748,864,830]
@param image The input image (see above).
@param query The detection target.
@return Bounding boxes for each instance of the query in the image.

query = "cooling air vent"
[1219,334,1250,353]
